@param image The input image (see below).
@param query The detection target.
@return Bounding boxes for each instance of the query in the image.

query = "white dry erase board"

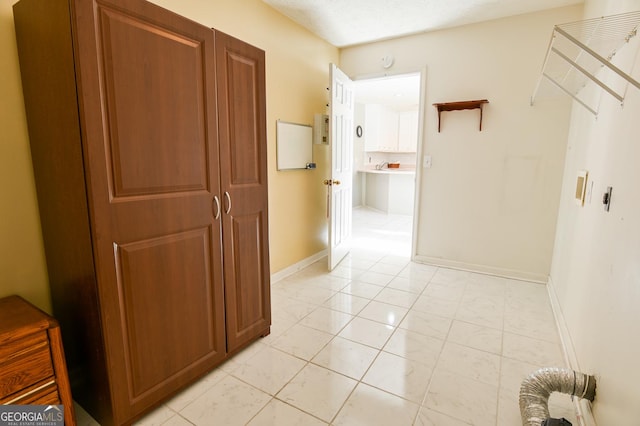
[276,120,313,170]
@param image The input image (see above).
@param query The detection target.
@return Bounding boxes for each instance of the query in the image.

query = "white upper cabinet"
[364,104,398,151]
[364,105,418,152]
[363,104,378,151]
[398,110,419,152]
[379,107,399,151]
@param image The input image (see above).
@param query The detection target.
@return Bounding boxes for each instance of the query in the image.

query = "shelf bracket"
[433,99,489,132]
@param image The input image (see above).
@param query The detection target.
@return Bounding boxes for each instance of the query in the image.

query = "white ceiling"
[262,0,583,47]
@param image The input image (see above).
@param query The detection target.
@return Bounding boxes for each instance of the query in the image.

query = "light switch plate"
[423,155,432,168]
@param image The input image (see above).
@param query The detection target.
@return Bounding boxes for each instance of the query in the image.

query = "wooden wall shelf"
[433,99,489,132]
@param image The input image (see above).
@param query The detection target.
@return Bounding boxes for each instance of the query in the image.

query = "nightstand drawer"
[0,337,54,398]
[0,330,48,362]
[0,379,59,405]
[0,295,75,425]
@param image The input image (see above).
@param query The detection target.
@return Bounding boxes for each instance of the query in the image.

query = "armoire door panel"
[224,53,261,186]
[113,228,223,399]
[217,39,265,188]
[224,213,268,344]
[98,5,209,198]
[216,31,271,352]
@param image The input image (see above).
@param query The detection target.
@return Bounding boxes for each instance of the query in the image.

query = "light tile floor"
[76,207,576,426]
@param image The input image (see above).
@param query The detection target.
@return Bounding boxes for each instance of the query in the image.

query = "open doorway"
[351,72,422,257]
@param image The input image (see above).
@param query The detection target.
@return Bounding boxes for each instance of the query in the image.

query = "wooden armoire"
[13,0,271,424]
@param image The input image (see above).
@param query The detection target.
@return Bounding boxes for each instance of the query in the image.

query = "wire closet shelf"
[531,11,640,116]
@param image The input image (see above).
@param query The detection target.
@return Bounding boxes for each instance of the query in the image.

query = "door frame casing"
[350,67,428,260]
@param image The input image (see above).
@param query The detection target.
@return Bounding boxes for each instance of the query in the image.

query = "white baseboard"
[412,255,548,283]
[270,250,327,284]
[547,276,579,369]
[547,276,597,426]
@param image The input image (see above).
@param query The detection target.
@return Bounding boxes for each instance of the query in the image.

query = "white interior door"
[327,63,354,270]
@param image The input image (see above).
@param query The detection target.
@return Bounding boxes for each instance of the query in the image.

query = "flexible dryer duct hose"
[519,367,596,426]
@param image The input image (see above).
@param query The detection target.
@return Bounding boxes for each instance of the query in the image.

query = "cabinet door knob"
[333,180,341,185]
[213,195,221,219]
[224,191,232,214]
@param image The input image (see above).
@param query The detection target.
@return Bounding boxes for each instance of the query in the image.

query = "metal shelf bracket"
[531,11,640,116]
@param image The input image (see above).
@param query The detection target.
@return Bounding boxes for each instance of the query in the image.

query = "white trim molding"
[270,250,327,284]
[547,275,597,426]
[413,255,548,283]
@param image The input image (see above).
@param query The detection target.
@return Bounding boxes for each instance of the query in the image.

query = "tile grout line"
[412,268,458,424]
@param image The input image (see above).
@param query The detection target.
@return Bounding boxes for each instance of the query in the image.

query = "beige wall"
[147,0,338,273]
[0,0,338,312]
[549,0,640,424]
[0,0,50,311]
[341,5,582,281]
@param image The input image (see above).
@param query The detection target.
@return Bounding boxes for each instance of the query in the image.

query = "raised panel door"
[215,31,271,352]
[328,64,355,270]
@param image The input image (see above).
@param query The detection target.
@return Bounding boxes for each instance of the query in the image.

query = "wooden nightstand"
[0,295,76,425]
